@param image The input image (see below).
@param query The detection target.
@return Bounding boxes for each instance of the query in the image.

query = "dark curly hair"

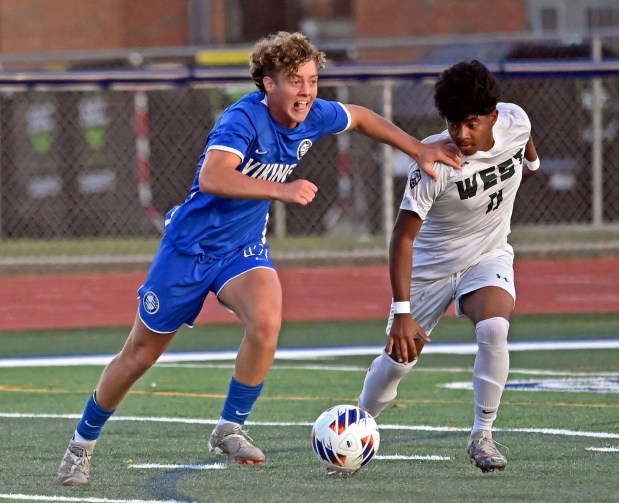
[434,60,500,123]
[250,32,326,93]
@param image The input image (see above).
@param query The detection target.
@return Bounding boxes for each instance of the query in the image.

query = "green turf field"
[0,313,618,502]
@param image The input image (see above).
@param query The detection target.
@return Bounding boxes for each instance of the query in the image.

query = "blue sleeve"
[206,107,257,162]
[313,99,351,135]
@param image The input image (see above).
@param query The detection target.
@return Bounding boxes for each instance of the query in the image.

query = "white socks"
[358,350,417,417]
[472,317,510,433]
[358,317,509,429]
[73,431,96,446]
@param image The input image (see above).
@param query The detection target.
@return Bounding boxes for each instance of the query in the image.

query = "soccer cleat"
[208,422,265,464]
[57,438,95,486]
[467,430,507,473]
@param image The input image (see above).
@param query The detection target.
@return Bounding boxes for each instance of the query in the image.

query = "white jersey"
[400,102,531,281]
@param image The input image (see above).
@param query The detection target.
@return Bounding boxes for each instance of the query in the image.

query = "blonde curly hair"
[250,31,326,92]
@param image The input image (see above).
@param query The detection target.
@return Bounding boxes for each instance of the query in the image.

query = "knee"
[118,344,159,377]
[476,317,509,346]
[246,310,281,347]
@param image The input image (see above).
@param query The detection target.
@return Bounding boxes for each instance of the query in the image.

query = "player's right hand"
[386,314,430,364]
[277,179,318,205]
[417,140,461,181]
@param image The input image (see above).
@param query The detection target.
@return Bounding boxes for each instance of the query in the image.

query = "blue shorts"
[137,237,275,333]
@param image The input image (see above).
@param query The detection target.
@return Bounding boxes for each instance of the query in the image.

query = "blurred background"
[0,0,618,271]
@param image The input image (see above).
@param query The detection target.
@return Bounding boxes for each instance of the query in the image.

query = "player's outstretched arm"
[386,210,430,364]
[199,149,317,204]
[345,104,461,181]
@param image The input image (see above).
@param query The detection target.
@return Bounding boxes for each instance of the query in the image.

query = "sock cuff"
[381,350,418,371]
[92,391,115,414]
[476,317,509,331]
[231,376,264,392]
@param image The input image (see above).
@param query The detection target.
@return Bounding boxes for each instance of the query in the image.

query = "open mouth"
[294,100,310,112]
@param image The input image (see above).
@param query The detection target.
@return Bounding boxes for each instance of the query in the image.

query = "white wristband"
[392,301,411,314]
[525,157,540,171]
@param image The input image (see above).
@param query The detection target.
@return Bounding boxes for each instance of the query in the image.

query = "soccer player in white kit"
[57,32,462,487]
[358,60,540,472]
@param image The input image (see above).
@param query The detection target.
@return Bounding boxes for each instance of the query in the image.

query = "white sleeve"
[400,161,444,220]
[496,102,531,138]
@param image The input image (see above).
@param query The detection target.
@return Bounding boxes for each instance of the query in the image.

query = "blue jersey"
[164,91,351,258]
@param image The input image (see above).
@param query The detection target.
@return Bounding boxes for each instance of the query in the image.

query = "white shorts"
[386,246,516,337]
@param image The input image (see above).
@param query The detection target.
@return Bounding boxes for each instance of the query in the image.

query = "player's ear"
[489,109,499,126]
[263,76,275,93]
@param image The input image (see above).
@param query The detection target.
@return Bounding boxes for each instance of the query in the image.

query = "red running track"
[0,257,617,331]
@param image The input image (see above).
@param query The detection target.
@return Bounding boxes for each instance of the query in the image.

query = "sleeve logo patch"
[409,168,422,189]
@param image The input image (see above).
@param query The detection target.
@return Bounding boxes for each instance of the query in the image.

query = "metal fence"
[0,59,618,267]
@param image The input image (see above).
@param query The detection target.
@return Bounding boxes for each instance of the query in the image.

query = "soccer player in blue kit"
[58,31,461,486]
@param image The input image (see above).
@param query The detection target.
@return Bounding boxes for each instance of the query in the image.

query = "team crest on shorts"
[143,291,159,314]
[409,168,422,189]
[297,139,312,159]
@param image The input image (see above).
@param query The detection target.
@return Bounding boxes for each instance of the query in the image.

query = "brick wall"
[0,0,187,55]
[121,0,187,47]
[0,0,528,64]
[354,0,526,37]
[352,0,528,62]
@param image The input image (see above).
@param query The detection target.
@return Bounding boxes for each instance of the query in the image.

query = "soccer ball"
[311,404,380,474]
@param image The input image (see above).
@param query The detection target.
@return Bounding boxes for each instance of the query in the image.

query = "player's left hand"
[386,314,430,364]
[416,139,461,181]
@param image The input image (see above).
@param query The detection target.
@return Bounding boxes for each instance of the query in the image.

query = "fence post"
[134,90,164,232]
[381,81,394,250]
[591,36,604,227]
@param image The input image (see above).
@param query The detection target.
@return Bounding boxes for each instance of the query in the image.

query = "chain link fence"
[0,60,618,269]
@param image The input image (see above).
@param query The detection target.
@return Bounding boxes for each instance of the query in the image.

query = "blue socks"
[74,379,262,441]
[75,392,115,441]
[220,377,264,425]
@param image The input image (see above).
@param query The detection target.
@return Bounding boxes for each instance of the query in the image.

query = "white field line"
[128,463,226,470]
[160,363,619,378]
[0,495,190,503]
[1,339,618,368]
[126,457,451,469]
[375,454,451,461]
[1,412,618,439]
[127,456,451,469]
[444,377,619,394]
[586,446,619,452]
